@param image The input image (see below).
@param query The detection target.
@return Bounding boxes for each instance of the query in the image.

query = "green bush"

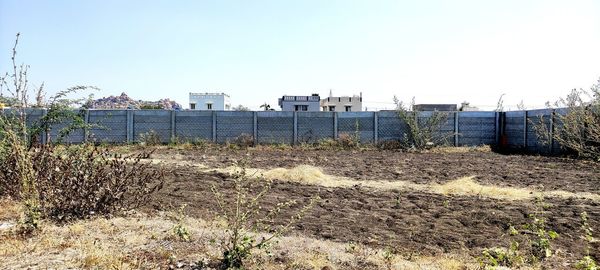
[138,130,162,146]
[211,160,319,268]
[393,96,452,150]
[534,78,600,160]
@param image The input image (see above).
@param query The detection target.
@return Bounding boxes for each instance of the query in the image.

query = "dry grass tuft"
[213,165,600,202]
[425,145,492,154]
[432,176,600,201]
[215,165,338,186]
[0,199,21,221]
[431,176,533,200]
[262,165,332,184]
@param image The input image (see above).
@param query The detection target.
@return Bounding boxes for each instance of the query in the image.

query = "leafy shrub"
[172,204,191,242]
[524,196,559,262]
[211,160,318,268]
[138,130,162,146]
[534,78,600,160]
[576,256,599,270]
[0,120,41,234]
[479,196,558,269]
[381,247,396,270]
[576,212,598,270]
[393,96,452,150]
[480,242,524,269]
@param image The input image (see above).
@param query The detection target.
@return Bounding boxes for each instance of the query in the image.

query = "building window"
[190,103,196,110]
[295,105,308,111]
[349,97,352,102]
[345,106,352,112]
[329,106,336,111]
[207,103,213,110]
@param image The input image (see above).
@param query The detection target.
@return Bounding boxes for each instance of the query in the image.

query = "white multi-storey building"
[189,92,231,110]
[320,91,363,112]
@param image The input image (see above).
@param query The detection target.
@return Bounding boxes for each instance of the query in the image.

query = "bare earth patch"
[0,200,476,270]
[4,147,599,269]
[141,146,599,269]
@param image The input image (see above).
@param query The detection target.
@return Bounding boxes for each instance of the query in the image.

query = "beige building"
[320,91,363,112]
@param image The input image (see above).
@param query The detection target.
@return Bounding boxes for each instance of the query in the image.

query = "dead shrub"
[35,144,164,221]
[337,133,359,149]
[312,139,337,150]
[0,33,165,231]
[232,133,254,149]
[376,140,404,150]
[0,140,23,198]
[0,143,164,222]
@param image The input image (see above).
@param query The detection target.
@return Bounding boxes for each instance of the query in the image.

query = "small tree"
[495,94,506,112]
[393,96,452,150]
[259,103,274,111]
[534,78,600,160]
[212,161,318,268]
[0,33,163,232]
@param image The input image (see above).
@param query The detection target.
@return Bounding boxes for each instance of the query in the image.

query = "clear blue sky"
[1,0,599,110]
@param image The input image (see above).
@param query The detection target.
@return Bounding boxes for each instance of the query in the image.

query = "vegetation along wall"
[6,108,565,154]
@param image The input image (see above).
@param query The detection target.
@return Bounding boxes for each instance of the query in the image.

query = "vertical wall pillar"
[550,109,555,154]
[83,109,90,143]
[333,112,338,139]
[454,111,459,146]
[373,112,379,144]
[501,112,506,142]
[126,109,134,143]
[212,110,217,143]
[494,112,500,146]
[293,111,298,145]
[170,110,176,142]
[253,111,258,145]
[523,110,528,149]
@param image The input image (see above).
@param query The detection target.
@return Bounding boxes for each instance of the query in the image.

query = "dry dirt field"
[2,145,599,269]
[143,146,600,268]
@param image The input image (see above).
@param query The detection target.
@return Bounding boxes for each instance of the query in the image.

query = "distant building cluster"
[188,90,364,112]
[188,91,478,112]
[277,91,363,112]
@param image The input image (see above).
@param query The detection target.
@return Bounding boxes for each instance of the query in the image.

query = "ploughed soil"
[141,147,600,265]
[150,147,600,194]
